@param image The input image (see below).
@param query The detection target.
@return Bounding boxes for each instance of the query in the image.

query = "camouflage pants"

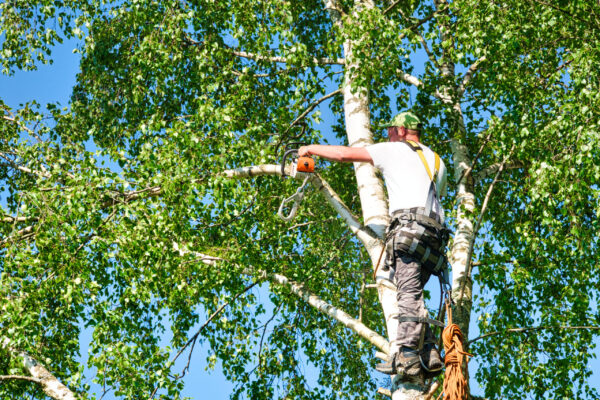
[394,253,436,348]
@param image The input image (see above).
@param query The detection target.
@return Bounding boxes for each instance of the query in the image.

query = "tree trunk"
[340,15,433,400]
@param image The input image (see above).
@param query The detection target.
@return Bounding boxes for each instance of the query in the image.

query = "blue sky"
[2,31,599,400]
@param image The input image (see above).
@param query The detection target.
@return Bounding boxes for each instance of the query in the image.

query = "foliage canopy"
[1,0,599,399]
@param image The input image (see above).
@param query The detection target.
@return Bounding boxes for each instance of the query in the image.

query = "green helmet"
[382,111,422,130]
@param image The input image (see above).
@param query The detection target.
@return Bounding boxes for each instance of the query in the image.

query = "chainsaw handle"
[281,148,298,177]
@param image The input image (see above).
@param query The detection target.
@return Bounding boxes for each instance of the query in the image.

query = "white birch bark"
[449,137,475,340]
[1,338,78,400]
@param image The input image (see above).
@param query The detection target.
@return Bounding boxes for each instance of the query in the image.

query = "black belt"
[391,207,443,228]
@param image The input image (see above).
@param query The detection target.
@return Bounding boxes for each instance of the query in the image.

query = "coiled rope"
[439,298,473,400]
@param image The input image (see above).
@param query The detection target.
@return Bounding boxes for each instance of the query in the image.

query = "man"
[298,111,447,378]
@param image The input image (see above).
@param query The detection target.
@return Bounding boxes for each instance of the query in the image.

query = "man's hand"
[298,145,312,157]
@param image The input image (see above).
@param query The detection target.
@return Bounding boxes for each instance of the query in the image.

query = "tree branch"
[183,34,344,66]
[395,68,451,103]
[0,225,35,248]
[2,215,37,223]
[270,272,391,354]
[457,56,487,97]
[151,280,262,400]
[0,152,51,179]
[1,114,43,142]
[415,32,440,69]
[222,164,283,179]
[173,247,391,355]
[460,146,514,302]
[395,69,423,88]
[232,50,345,66]
[456,129,494,187]
[323,0,346,19]
[433,0,455,81]
[106,185,163,206]
[1,184,167,247]
[423,381,442,400]
[474,160,525,184]
[222,165,379,250]
[0,375,43,384]
[383,0,403,14]
[257,304,283,370]
[0,338,78,400]
[288,88,342,129]
[468,325,600,345]
[308,173,379,247]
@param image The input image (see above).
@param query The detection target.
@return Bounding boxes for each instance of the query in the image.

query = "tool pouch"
[388,208,450,277]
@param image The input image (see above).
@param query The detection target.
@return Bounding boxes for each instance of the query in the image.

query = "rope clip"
[278,176,310,221]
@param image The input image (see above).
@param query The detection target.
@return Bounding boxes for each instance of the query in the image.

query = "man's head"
[382,111,422,142]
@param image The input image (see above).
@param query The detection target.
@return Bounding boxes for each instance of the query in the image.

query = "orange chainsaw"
[280,142,315,178]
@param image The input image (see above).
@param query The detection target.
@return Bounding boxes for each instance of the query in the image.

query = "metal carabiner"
[277,176,310,221]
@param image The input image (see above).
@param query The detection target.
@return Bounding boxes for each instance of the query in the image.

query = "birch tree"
[1,0,600,400]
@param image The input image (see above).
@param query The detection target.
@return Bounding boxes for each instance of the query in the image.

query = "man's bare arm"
[298,145,373,164]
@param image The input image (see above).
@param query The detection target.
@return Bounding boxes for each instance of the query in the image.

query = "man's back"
[366,141,447,215]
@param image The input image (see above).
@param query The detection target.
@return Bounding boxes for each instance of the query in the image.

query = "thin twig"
[286,217,336,231]
[206,199,256,229]
[165,281,261,381]
[0,375,43,384]
[75,208,118,254]
[456,129,494,187]
[459,145,515,302]
[468,325,600,345]
[232,50,344,66]
[383,0,402,14]
[147,281,261,399]
[288,89,342,130]
[458,56,487,97]
[257,303,283,370]
[416,31,441,69]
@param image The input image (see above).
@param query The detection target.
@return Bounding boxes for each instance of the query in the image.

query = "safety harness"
[384,140,451,374]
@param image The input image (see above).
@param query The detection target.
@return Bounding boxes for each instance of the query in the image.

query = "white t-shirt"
[366,141,447,217]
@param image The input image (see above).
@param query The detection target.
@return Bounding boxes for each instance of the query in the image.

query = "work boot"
[421,343,443,378]
[375,347,421,376]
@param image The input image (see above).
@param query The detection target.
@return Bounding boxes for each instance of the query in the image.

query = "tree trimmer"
[278,142,315,221]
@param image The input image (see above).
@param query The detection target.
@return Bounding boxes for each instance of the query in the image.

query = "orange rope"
[438,300,473,400]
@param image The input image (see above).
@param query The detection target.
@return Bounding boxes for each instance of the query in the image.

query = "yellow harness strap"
[405,140,439,182]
